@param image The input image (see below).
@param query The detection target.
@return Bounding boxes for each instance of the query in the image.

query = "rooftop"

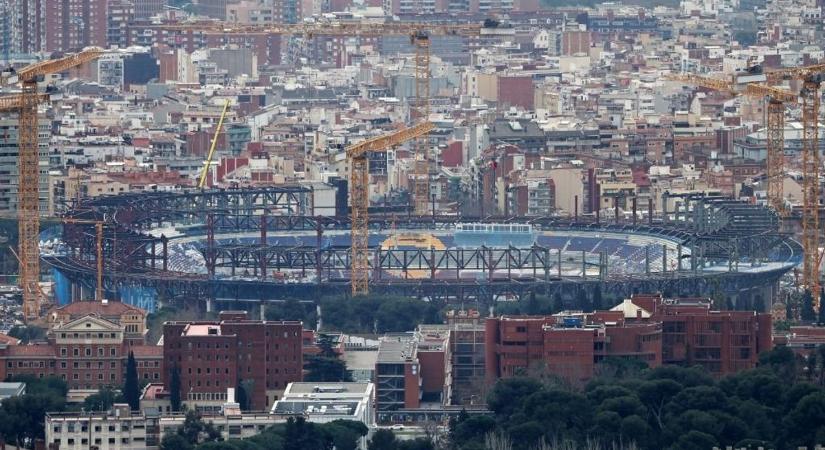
[285,382,373,396]
[184,324,222,336]
[377,334,418,364]
[0,382,25,399]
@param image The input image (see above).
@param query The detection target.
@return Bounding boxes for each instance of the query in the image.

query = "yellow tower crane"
[669,67,825,308]
[151,21,481,214]
[763,65,825,307]
[347,122,435,295]
[199,99,232,188]
[665,73,797,215]
[0,47,103,320]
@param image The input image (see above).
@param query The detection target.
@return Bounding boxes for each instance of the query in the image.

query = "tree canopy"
[181,418,369,450]
[0,376,68,448]
[446,347,825,450]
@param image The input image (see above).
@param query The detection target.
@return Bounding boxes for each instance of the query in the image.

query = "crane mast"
[669,68,825,310]
[413,32,432,215]
[801,78,822,306]
[347,122,435,295]
[0,48,103,320]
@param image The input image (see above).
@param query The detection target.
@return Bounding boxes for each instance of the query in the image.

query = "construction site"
[0,17,822,324]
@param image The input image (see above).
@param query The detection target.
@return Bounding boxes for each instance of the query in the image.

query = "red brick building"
[618,294,773,375]
[162,311,303,411]
[0,302,162,390]
[484,294,773,385]
[485,312,662,386]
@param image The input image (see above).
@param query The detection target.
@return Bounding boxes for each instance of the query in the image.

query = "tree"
[305,356,352,382]
[284,417,330,450]
[83,387,121,412]
[592,285,604,310]
[173,410,221,446]
[6,325,46,343]
[236,380,249,411]
[782,391,825,448]
[323,420,368,450]
[759,346,798,381]
[170,365,182,412]
[551,292,563,313]
[368,429,398,450]
[123,351,140,410]
[577,288,591,312]
[317,334,337,357]
[486,377,543,416]
[397,439,435,450]
[0,391,66,447]
[801,289,816,321]
[161,433,194,450]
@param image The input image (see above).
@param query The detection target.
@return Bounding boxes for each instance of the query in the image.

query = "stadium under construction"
[44,186,801,313]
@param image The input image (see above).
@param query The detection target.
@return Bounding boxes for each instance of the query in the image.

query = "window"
[85,348,91,357]
[73,349,79,357]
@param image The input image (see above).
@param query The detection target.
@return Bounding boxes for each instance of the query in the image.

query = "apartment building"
[626,294,773,375]
[374,329,453,414]
[485,312,662,386]
[162,311,304,412]
[0,118,50,213]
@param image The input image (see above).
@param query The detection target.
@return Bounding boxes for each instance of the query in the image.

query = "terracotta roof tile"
[51,301,145,316]
[0,334,21,346]
[7,345,55,356]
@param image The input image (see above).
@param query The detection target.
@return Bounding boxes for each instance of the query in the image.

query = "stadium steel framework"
[46,187,800,310]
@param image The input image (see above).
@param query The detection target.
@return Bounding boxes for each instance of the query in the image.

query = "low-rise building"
[271,382,375,426]
[47,398,285,450]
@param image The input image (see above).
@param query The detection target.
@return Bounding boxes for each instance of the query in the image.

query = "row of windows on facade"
[59,347,120,357]
[55,437,144,447]
[56,421,146,434]
[7,371,159,381]
[186,374,291,390]
[60,331,119,339]
[178,337,300,350]
[178,353,298,362]
[185,365,298,376]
